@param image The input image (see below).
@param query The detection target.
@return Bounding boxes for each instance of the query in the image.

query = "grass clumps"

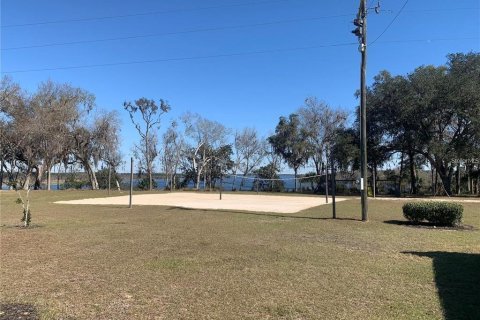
[402,201,463,226]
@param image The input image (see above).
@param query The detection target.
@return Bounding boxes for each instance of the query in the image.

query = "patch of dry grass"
[1,190,479,319]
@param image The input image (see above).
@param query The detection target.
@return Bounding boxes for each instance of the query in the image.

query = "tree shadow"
[403,251,480,320]
[0,303,39,320]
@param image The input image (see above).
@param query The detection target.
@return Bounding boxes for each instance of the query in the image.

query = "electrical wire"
[2,2,475,52]
[1,0,295,28]
[1,36,476,74]
[2,14,354,51]
[1,42,357,74]
[376,36,478,45]
[370,0,409,45]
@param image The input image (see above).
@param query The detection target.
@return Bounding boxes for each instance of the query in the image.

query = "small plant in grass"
[15,188,32,227]
[402,201,463,227]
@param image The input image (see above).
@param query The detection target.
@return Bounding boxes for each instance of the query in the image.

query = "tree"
[330,127,359,173]
[268,114,309,191]
[365,53,480,195]
[92,111,122,168]
[205,144,234,189]
[232,127,266,190]
[1,77,37,189]
[254,163,284,192]
[161,121,184,190]
[124,98,170,191]
[297,97,347,176]
[181,113,230,190]
[96,167,122,190]
[29,81,95,190]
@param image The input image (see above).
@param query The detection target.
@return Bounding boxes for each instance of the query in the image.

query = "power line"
[404,7,479,14]
[370,0,409,45]
[2,42,357,74]
[2,14,354,51]
[1,36,476,74]
[3,6,476,51]
[1,0,295,28]
[377,36,478,45]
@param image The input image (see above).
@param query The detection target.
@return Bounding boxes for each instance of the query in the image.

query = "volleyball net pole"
[331,155,337,219]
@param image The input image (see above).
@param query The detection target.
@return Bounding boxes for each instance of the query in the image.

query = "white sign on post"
[360,178,364,190]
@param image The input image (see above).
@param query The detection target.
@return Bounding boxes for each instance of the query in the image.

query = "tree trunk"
[240,177,246,191]
[455,164,461,195]
[145,128,152,191]
[431,166,435,195]
[47,165,52,191]
[22,170,32,190]
[203,168,207,191]
[195,168,201,190]
[476,173,480,197]
[324,162,328,202]
[231,174,237,191]
[467,164,472,194]
[149,171,153,191]
[372,165,376,198]
[84,161,99,190]
[0,155,4,189]
[397,152,405,197]
[34,164,44,190]
[294,168,298,192]
[408,151,417,194]
[437,165,453,196]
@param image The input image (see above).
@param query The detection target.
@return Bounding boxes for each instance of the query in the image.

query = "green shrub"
[63,173,88,189]
[96,168,122,189]
[137,177,157,190]
[402,201,463,226]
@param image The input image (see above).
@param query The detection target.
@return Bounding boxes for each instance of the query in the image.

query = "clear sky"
[1,0,479,171]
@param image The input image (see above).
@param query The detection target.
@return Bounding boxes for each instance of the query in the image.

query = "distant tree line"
[2,52,479,196]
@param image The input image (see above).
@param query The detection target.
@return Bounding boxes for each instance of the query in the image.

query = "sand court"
[55,192,347,213]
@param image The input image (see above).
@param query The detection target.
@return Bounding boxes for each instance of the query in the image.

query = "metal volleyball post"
[331,153,337,219]
[129,157,133,208]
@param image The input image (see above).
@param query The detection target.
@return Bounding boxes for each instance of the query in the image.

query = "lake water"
[2,174,316,191]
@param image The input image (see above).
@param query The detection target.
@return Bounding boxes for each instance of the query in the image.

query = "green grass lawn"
[1,190,479,319]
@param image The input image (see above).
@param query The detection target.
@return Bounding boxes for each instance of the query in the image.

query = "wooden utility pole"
[353,0,368,221]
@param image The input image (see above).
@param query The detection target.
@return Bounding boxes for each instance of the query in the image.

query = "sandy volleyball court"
[55,192,347,213]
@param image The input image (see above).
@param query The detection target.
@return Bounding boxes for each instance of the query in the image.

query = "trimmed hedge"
[402,201,463,226]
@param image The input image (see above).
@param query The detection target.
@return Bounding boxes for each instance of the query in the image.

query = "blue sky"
[1,0,479,171]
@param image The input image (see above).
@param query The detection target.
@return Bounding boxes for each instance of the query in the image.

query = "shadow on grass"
[0,303,38,320]
[228,211,359,221]
[385,220,477,231]
[0,224,45,229]
[168,206,359,221]
[404,251,480,320]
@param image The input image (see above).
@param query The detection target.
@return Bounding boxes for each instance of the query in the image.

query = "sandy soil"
[55,192,347,213]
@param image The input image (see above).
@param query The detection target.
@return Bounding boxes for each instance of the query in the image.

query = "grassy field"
[1,190,479,320]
